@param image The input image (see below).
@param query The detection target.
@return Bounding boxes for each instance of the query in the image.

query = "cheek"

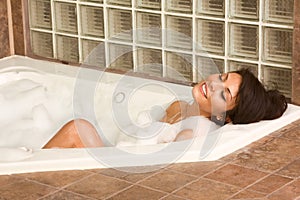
[209,95,227,114]
[192,86,203,102]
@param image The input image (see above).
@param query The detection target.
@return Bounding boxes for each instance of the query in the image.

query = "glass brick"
[55,2,77,34]
[108,8,132,41]
[196,19,225,55]
[136,12,162,46]
[108,43,133,71]
[229,23,258,59]
[228,61,258,77]
[165,51,193,81]
[29,0,52,29]
[136,0,161,10]
[263,28,293,64]
[197,0,225,17]
[262,66,292,97]
[165,0,192,14]
[82,39,105,68]
[31,31,53,58]
[165,15,192,50]
[264,0,294,24]
[196,56,224,81]
[229,0,259,20]
[137,48,162,77]
[56,35,79,63]
[80,6,104,38]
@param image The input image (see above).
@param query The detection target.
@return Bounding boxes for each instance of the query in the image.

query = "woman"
[43,69,287,148]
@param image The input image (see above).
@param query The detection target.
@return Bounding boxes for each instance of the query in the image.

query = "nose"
[208,80,224,92]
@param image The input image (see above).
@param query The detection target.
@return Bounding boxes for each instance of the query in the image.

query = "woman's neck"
[186,101,211,118]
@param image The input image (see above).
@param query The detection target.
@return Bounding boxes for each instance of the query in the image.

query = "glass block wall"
[28,0,294,97]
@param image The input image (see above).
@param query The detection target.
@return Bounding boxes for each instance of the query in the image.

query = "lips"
[200,82,207,98]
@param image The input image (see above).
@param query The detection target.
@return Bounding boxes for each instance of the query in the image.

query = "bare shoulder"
[166,100,189,111]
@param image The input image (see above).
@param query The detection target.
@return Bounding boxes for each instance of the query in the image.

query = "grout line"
[36,189,64,200]
[228,152,293,175]
[166,162,228,195]
[166,162,225,179]
[48,171,97,190]
[23,178,60,190]
[133,183,170,195]
[225,156,299,199]
[224,173,273,200]
[265,178,299,199]
[37,188,98,200]
[102,185,135,200]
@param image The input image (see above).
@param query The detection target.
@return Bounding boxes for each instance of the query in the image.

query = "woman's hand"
[160,100,189,124]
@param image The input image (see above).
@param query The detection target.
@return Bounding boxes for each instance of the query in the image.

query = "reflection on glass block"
[82,39,105,68]
[228,61,258,77]
[55,2,77,34]
[197,0,225,16]
[56,35,79,63]
[166,51,193,81]
[108,9,132,41]
[230,23,258,59]
[81,6,104,38]
[31,31,53,58]
[29,0,52,29]
[196,57,224,81]
[166,16,192,50]
[137,48,162,77]
[230,0,258,20]
[264,0,294,24]
[136,0,161,10]
[136,12,161,46]
[196,19,224,55]
[108,43,133,71]
[263,28,292,63]
[165,0,192,14]
[107,0,131,7]
[262,66,291,97]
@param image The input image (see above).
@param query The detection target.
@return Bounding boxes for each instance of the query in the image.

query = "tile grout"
[101,166,170,199]
[265,178,299,199]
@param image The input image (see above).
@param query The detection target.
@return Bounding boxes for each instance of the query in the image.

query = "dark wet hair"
[226,68,287,124]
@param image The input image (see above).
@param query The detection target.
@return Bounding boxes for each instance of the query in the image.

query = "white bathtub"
[1,56,300,175]
[0,56,216,174]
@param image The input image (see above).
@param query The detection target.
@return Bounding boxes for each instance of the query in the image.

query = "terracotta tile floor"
[0,119,300,200]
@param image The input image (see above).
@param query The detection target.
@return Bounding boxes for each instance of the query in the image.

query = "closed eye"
[221,91,226,101]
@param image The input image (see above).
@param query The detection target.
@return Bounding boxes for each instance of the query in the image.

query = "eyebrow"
[225,73,233,101]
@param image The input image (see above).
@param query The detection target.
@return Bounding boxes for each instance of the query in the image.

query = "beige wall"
[293,0,300,105]
[0,0,11,58]
[0,0,25,59]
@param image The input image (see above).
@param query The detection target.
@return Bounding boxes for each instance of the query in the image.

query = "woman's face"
[192,72,242,117]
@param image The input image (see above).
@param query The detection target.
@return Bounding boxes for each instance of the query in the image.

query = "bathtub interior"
[0,55,300,175]
[0,56,193,148]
